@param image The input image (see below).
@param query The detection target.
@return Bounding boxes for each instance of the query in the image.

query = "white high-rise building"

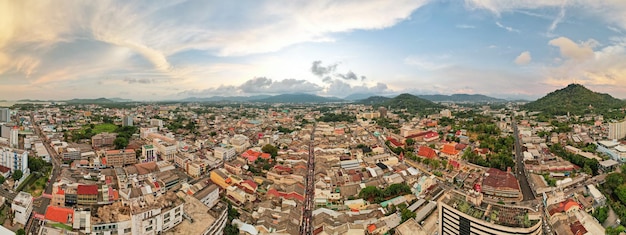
[609,119,626,140]
[9,126,18,148]
[0,147,29,175]
[122,115,133,127]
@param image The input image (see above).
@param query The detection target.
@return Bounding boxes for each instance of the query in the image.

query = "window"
[124,228,131,233]
[175,207,180,213]
[164,213,170,219]
[146,226,153,232]
[165,218,170,224]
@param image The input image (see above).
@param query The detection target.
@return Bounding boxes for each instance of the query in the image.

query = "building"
[378,107,387,118]
[9,126,17,148]
[229,134,250,153]
[0,147,29,175]
[168,195,228,235]
[587,184,606,207]
[150,119,163,128]
[77,184,99,205]
[130,192,184,234]
[608,119,626,140]
[214,146,236,161]
[194,184,220,208]
[92,132,117,148]
[122,115,134,127]
[0,108,10,123]
[12,192,33,225]
[141,145,157,163]
[62,148,81,162]
[439,191,542,235]
[153,139,177,161]
[210,169,231,189]
[104,149,137,168]
[481,168,521,200]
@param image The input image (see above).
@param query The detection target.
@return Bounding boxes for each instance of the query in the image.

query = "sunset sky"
[2,0,626,100]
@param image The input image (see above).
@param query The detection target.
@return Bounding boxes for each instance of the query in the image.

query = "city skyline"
[2,1,626,100]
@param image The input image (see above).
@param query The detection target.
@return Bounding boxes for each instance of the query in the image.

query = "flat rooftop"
[164,194,217,235]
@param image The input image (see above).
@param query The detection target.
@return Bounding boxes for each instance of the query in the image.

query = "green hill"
[363,93,442,114]
[356,96,391,105]
[524,84,625,115]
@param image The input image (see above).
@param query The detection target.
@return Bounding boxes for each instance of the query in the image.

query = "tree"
[262,144,278,157]
[0,175,5,184]
[615,185,626,205]
[16,229,25,235]
[359,186,383,202]
[114,137,129,149]
[605,173,625,192]
[12,170,23,180]
[405,138,415,147]
[28,156,47,172]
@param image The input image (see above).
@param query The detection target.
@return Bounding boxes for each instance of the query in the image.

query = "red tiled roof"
[455,143,467,150]
[482,168,520,191]
[55,187,65,195]
[241,180,258,190]
[570,221,587,235]
[77,184,98,195]
[0,165,11,173]
[44,206,74,224]
[417,146,437,159]
[386,137,404,147]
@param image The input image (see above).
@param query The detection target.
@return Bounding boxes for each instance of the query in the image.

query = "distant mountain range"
[253,94,343,103]
[417,94,506,103]
[524,83,626,115]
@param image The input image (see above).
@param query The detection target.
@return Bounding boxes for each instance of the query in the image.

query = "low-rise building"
[12,192,33,225]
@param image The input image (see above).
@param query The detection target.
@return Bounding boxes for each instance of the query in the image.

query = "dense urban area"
[1,83,626,235]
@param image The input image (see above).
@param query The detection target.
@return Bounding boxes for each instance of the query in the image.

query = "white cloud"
[548,37,595,61]
[514,51,532,65]
[456,24,476,29]
[495,21,520,33]
[324,79,389,97]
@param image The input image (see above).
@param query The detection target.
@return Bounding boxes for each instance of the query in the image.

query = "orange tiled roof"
[44,206,74,224]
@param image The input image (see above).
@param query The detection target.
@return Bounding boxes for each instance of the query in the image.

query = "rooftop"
[442,191,540,228]
[164,194,218,235]
[482,168,520,191]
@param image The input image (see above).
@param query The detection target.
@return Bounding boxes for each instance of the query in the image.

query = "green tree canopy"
[114,137,129,149]
[12,170,23,180]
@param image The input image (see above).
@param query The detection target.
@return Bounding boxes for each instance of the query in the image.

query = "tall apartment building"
[122,115,134,127]
[0,108,10,123]
[0,147,29,175]
[92,132,117,148]
[438,191,542,235]
[9,126,18,148]
[609,119,626,140]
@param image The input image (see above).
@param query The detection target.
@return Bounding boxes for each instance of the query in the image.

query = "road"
[512,119,536,201]
[299,124,316,235]
[28,111,62,234]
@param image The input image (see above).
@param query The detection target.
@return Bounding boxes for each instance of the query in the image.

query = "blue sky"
[1,0,626,100]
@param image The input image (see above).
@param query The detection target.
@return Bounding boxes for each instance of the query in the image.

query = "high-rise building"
[122,115,133,127]
[9,126,18,148]
[0,147,29,175]
[0,108,10,123]
[438,191,542,235]
[378,107,387,118]
[608,119,626,140]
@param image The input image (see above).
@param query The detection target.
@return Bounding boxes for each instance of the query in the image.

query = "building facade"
[0,147,29,175]
[12,192,33,225]
[609,119,626,140]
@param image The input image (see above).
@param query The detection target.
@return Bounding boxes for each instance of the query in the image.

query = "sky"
[2,0,626,101]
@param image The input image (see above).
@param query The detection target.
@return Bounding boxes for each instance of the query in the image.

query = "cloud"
[324,79,389,97]
[239,77,322,94]
[123,77,154,84]
[495,21,520,33]
[178,85,240,97]
[311,60,337,77]
[0,0,429,99]
[548,37,595,61]
[456,24,476,29]
[548,3,567,34]
[514,51,532,65]
[543,36,626,96]
[337,71,359,80]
